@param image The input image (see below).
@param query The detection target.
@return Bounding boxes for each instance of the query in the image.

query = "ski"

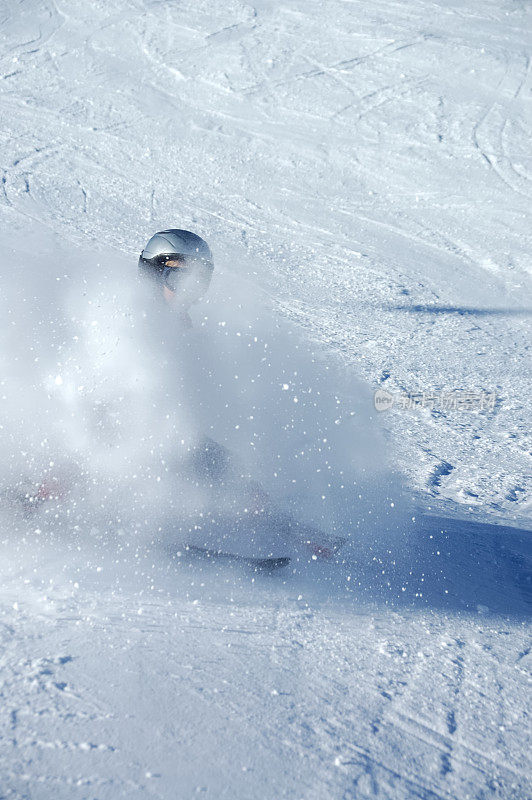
[183,545,290,572]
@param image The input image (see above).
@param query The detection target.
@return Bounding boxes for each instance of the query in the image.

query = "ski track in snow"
[0,0,531,798]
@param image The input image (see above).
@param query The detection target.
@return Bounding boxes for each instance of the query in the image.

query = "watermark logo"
[374,388,395,412]
[374,388,497,412]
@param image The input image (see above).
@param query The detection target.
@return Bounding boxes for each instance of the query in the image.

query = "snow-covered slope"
[0,1,530,798]
[0,513,530,799]
[1,0,531,517]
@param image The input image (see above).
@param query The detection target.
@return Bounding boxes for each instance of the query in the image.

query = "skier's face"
[163,283,181,306]
[142,253,212,309]
[162,259,189,307]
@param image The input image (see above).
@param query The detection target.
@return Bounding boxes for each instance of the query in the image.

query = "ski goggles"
[152,253,187,271]
[139,251,214,297]
[143,253,191,290]
[153,254,190,292]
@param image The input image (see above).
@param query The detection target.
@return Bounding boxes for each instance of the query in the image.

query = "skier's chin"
[163,287,191,310]
[161,290,194,328]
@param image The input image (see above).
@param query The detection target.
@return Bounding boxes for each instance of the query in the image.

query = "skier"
[136,229,295,565]
[15,229,343,568]
[137,230,345,563]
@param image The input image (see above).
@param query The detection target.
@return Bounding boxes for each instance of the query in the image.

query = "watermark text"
[374,388,497,412]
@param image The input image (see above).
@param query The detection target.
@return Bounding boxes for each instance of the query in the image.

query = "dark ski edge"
[183,545,290,572]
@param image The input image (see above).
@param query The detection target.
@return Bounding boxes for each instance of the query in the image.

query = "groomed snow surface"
[0,1,531,798]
